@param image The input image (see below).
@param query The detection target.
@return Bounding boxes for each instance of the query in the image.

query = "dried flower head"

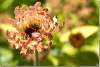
[6,2,57,62]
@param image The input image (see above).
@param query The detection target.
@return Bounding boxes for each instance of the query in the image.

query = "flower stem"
[34,48,39,66]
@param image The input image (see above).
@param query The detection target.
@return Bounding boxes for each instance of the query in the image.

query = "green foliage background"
[0,0,99,66]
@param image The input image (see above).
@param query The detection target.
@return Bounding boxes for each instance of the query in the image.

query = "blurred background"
[0,0,99,66]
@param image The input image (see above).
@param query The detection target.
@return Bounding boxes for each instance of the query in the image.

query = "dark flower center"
[69,33,85,48]
[25,24,40,37]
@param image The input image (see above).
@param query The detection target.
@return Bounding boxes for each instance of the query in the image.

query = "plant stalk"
[34,48,39,66]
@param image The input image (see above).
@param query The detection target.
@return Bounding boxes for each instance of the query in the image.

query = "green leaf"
[57,12,66,23]
[0,48,13,65]
[61,44,78,56]
[0,0,14,10]
[74,51,99,66]
[48,53,59,66]
[81,33,99,56]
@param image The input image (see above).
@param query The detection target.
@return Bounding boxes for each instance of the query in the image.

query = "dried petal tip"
[34,2,41,6]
